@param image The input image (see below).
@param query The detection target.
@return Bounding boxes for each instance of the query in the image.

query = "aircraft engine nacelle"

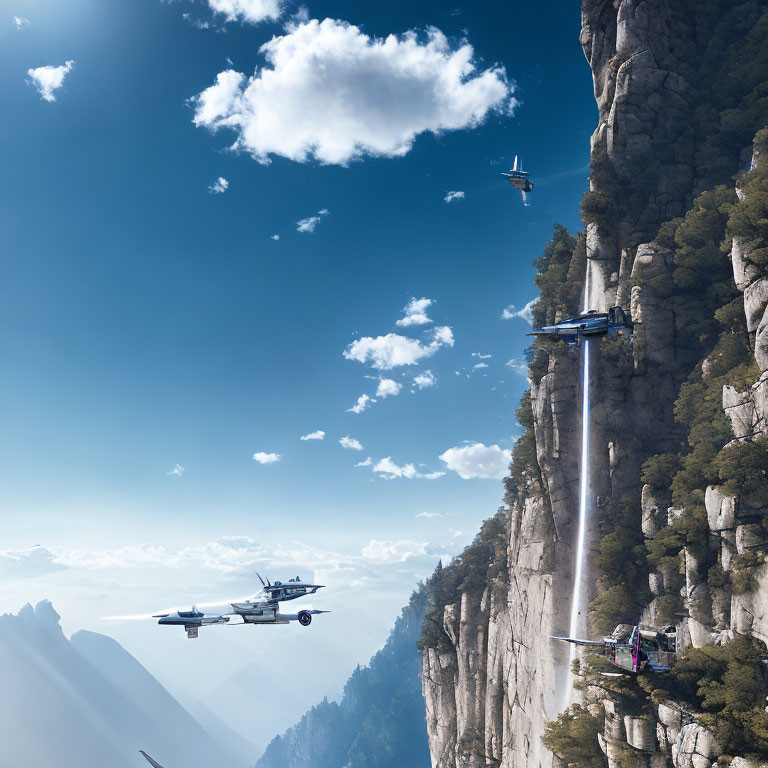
[298,610,312,626]
[271,610,314,626]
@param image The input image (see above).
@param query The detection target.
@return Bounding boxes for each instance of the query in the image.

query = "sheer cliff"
[256,586,430,768]
[421,2,768,767]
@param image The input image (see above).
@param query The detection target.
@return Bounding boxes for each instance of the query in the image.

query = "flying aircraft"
[501,155,534,206]
[529,305,633,345]
[140,752,165,768]
[552,622,677,675]
[152,574,328,639]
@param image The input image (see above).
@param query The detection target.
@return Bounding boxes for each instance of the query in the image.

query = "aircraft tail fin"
[139,751,166,768]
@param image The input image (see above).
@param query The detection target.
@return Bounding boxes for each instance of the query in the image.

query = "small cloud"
[347,394,376,414]
[443,190,465,203]
[205,0,282,25]
[471,353,492,359]
[413,370,436,389]
[439,442,512,479]
[166,464,185,477]
[502,297,538,325]
[396,297,433,327]
[27,60,74,102]
[505,358,529,377]
[373,457,444,480]
[473,362,489,371]
[344,326,453,370]
[300,430,325,441]
[416,511,446,519]
[208,176,229,194]
[13,16,31,30]
[296,208,329,233]
[355,456,373,467]
[270,234,280,240]
[339,435,363,451]
[376,378,402,398]
[183,12,211,29]
[253,451,281,464]
[449,528,463,539]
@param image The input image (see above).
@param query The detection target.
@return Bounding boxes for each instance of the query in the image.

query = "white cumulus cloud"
[344,326,453,370]
[339,435,363,451]
[300,430,325,440]
[13,16,30,30]
[166,464,185,477]
[439,442,512,479]
[347,394,376,414]
[27,60,74,102]
[0,545,66,578]
[253,451,281,464]
[376,378,402,398]
[296,208,329,233]
[192,19,514,166]
[444,190,465,203]
[373,457,444,480]
[396,297,434,327]
[206,0,282,24]
[502,297,538,325]
[355,456,372,467]
[208,176,229,194]
[413,370,437,389]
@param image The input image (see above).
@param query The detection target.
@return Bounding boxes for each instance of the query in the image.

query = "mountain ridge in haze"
[256,584,430,768]
[0,600,253,768]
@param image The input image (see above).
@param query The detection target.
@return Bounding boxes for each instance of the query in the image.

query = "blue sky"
[0,0,595,745]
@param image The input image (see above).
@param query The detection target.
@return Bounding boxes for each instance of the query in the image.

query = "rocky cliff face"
[421,2,768,767]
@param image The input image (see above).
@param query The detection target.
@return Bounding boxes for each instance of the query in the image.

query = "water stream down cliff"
[421,1,768,766]
[564,337,592,713]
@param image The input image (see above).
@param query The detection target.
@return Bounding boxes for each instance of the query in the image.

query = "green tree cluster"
[529,225,583,385]
[420,512,509,651]
[542,704,608,768]
[589,496,651,635]
[639,635,768,757]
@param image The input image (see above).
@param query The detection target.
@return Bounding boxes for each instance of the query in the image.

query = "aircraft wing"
[139,751,165,768]
[551,636,605,647]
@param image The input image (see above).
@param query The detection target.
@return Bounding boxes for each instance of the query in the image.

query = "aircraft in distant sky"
[552,622,677,675]
[529,306,633,345]
[501,155,534,205]
[151,574,329,639]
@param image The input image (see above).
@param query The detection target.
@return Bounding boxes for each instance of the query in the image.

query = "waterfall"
[561,322,591,710]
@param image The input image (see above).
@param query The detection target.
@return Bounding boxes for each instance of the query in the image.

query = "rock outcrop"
[421,2,768,767]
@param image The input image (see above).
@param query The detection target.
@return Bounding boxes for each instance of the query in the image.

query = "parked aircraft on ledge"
[552,622,677,675]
